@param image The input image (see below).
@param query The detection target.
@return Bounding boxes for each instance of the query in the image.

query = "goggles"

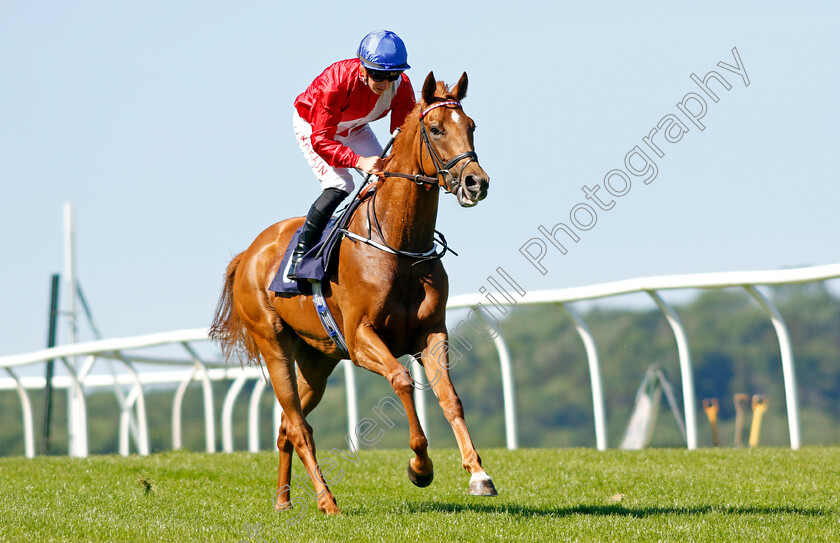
[367,70,402,82]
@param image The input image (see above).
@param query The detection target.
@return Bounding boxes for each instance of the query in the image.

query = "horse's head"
[418,72,489,207]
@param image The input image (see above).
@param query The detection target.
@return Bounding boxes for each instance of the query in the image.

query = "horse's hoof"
[273,500,293,512]
[322,505,342,516]
[407,461,434,488]
[469,472,498,496]
[318,497,341,515]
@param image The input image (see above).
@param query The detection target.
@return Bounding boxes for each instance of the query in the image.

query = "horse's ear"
[452,72,468,101]
[422,71,437,104]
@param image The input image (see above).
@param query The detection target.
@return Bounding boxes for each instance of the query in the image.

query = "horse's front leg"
[420,328,498,496]
[352,325,434,485]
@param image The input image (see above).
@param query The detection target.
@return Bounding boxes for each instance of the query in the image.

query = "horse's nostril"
[463,175,488,197]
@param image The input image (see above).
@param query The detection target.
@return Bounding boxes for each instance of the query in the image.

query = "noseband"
[382,100,479,193]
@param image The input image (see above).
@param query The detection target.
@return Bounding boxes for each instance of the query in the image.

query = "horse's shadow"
[405,501,828,518]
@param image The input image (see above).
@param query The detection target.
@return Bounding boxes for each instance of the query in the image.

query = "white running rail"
[2,263,839,457]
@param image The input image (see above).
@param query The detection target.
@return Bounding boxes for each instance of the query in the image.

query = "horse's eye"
[430,125,443,136]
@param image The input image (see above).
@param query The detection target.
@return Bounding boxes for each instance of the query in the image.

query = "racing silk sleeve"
[306,85,359,169]
[294,59,416,169]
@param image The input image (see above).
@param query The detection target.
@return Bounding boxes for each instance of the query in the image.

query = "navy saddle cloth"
[268,197,364,296]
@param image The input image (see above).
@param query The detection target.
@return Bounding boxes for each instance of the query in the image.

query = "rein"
[340,185,457,263]
[341,99,478,263]
[380,171,438,185]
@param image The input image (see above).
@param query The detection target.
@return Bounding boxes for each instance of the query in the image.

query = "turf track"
[0,448,837,542]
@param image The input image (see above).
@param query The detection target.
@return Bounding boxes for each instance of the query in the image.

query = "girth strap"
[311,281,349,358]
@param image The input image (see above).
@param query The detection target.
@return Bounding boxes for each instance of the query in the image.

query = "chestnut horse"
[210,71,495,515]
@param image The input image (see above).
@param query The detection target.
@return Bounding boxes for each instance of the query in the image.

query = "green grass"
[0,448,838,542]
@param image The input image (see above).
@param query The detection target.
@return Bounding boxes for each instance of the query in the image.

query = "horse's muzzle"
[457,174,489,207]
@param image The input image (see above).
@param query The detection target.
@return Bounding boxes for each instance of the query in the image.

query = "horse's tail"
[209,253,261,366]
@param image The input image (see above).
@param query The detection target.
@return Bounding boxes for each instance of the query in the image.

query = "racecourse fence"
[2,263,839,458]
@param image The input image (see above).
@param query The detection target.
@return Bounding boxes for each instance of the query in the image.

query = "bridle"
[382,100,479,194]
[339,100,480,262]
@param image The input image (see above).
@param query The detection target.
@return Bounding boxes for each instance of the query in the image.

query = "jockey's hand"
[356,156,384,175]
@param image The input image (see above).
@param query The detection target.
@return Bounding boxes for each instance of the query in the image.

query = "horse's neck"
[369,178,440,252]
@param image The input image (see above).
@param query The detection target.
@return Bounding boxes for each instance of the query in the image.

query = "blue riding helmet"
[357,30,410,71]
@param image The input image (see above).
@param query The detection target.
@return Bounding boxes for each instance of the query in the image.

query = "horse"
[210,71,495,515]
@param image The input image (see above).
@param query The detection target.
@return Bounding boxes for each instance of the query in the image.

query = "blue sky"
[2,1,839,356]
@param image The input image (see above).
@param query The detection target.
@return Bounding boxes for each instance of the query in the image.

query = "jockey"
[288,29,416,280]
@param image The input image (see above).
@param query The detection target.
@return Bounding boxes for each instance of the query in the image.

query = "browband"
[420,100,462,119]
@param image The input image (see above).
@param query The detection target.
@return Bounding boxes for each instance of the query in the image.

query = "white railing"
[2,262,839,457]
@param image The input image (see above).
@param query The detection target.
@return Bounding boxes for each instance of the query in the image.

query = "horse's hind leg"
[251,329,341,515]
[420,328,498,496]
[274,345,339,511]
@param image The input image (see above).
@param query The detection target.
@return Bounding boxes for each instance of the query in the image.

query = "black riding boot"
[287,188,349,280]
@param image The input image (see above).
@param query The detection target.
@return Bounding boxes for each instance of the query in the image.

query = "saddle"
[268,182,379,296]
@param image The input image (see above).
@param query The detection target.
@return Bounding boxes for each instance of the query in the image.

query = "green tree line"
[1,283,837,456]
